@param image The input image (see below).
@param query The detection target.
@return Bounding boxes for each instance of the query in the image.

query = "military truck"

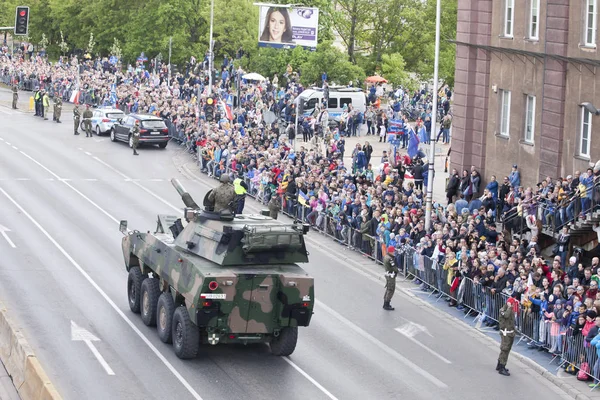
[119,179,314,359]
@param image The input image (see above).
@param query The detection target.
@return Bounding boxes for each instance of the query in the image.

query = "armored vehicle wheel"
[172,306,200,359]
[127,267,143,313]
[157,293,175,343]
[140,278,160,326]
[269,327,298,356]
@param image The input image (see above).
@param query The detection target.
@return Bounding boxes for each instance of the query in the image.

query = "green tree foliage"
[381,53,411,89]
[298,43,365,87]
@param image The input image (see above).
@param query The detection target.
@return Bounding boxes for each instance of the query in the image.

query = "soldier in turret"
[208,174,236,213]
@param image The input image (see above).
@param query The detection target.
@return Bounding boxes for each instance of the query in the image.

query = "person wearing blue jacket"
[509,165,520,188]
[589,319,600,387]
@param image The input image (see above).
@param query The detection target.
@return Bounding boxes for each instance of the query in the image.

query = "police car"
[80,107,126,136]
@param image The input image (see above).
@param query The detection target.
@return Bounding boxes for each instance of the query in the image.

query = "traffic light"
[205,97,215,122]
[14,6,29,36]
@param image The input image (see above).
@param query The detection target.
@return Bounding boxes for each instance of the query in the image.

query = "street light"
[581,102,600,116]
[424,0,441,231]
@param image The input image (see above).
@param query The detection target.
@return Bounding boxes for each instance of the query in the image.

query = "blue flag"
[298,190,309,206]
[407,128,420,159]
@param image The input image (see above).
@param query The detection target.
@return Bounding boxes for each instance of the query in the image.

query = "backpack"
[565,364,577,375]
[577,362,591,381]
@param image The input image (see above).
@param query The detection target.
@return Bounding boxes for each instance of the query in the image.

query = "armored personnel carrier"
[119,179,314,359]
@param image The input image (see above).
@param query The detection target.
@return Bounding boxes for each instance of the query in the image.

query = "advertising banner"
[257,5,319,50]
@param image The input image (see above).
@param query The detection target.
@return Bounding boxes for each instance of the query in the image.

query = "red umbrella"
[366,75,388,83]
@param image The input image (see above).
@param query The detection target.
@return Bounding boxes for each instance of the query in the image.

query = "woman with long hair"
[260,8,294,43]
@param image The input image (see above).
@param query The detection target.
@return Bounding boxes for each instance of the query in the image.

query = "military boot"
[133,150,139,156]
[496,362,509,372]
[383,301,395,311]
[498,365,510,376]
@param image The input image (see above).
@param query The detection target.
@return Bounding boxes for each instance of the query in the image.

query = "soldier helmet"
[220,174,230,183]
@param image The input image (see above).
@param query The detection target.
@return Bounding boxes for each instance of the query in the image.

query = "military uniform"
[208,175,236,213]
[11,85,18,109]
[497,300,515,376]
[268,195,281,219]
[53,97,62,123]
[73,105,81,135]
[82,107,93,137]
[131,123,140,155]
[383,246,399,310]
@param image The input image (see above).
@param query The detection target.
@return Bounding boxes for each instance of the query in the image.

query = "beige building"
[452,0,600,187]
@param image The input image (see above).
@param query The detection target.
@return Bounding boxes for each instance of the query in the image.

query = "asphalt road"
[0,103,574,400]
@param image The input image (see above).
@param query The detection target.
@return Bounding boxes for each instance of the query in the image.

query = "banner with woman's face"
[257,6,319,50]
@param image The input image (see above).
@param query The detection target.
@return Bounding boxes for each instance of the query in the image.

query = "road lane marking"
[316,300,448,388]
[84,178,98,182]
[0,224,16,248]
[12,146,18,150]
[0,187,203,400]
[17,150,120,224]
[71,321,115,375]
[395,324,451,364]
[5,142,11,145]
[84,151,92,156]
[282,357,338,400]
[15,178,30,181]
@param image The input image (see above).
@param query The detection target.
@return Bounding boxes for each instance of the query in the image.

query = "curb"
[0,302,62,400]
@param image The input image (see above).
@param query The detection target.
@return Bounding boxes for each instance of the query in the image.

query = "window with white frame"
[529,0,540,39]
[585,0,597,46]
[504,0,515,37]
[580,107,592,157]
[524,95,535,143]
[499,90,511,137]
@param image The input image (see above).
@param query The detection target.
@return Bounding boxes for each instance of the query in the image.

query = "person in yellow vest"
[42,90,50,120]
[233,177,248,214]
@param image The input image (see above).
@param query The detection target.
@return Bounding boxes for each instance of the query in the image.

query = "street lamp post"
[424,0,442,231]
[208,0,215,96]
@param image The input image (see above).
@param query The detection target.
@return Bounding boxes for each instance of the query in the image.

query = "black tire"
[128,135,133,148]
[127,267,143,313]
[96,125,102,136]
[157,293,175,343]
[140,278,160,326]
[172,306,200,359]
[269,327,298,356]
[158,142,168,149]
[110,129,117,142]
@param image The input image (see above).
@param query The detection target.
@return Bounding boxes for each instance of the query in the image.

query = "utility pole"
[424,0,441,231]
[207,0,214,96]
[168,37,172,87]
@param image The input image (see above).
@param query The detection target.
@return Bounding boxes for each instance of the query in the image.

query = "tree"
[381,53,410,88]
[299,42,365,86]
[329,0,371,63]
[109,38,122,59]
[58,31,69,55]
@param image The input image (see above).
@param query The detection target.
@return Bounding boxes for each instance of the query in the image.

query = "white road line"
[86,340,115,376]
[5,142,11,145]
[0,137,4,141]
[394,328,452,364]
[91,156,181,213]
[315,300,448,388]
[12,146,18,150]
[149,178,164,182]
[0,108,11,115]
[84,178,98,182]
[84,151,92,156]
[18,150,119,224]
[282,357,338,400]
[0,187,203,400]
[15,178,30,181]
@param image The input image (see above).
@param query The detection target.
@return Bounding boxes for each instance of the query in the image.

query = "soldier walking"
[12,85,18,109]
[131,120,140,155]
[383,246,399,311]
[208,174,236,213]
[53,97,62,123]
[82,104,93,137]
[497,296,516,376]
[73,104,81,135]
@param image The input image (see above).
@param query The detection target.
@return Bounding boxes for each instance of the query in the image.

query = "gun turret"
[171,178,199,209]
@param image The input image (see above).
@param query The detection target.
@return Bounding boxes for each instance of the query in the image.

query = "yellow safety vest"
[233,178,247,195]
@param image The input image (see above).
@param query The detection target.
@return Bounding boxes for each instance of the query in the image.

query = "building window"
[586,0,597,46]
[529,0,540,39]
[580,107,592,157]
[524,95,535,143]
[504,0,515,37]
[499,90,511,137]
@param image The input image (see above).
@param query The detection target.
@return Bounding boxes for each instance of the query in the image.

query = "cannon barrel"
[171,178,199,209]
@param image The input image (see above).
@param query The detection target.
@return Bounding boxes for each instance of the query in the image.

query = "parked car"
[110,114,170,149]
[80,107,125,136]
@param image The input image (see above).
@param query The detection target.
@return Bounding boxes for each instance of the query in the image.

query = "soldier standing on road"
[383,246,399,311]
[268,192,281,219]
[497,295,516,376]
[73,104,81,135]
[42,90,50,120]
[131,120,140,155]
[12,85,18,109]
[53,97,62,123]
[208,174,236,213]
[82,104,93,137]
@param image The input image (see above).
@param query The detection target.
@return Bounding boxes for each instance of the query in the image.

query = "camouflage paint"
[121,201,314,344]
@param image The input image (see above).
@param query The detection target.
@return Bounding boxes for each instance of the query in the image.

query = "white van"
[298,86,367,124]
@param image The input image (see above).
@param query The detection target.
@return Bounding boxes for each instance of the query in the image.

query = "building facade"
[453,0,600,187]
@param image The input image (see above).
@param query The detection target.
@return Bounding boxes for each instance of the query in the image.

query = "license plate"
[201,293,226,299]
[150,131,160,135]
